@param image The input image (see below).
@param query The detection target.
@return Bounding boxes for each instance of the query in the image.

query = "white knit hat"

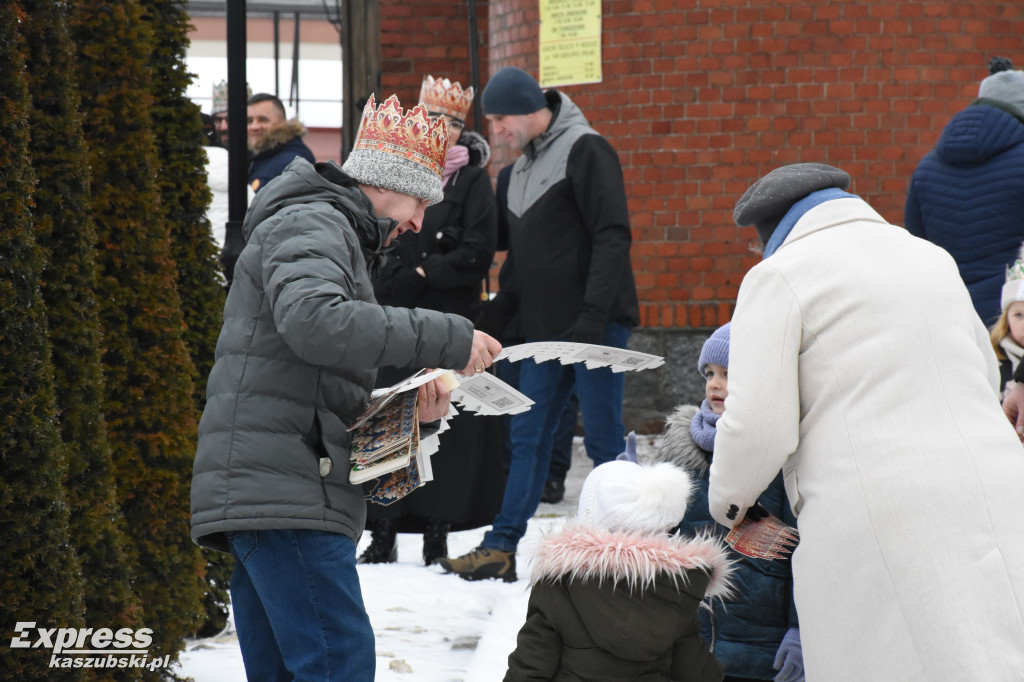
[1001,243,1024,312]
[577,459,694,534]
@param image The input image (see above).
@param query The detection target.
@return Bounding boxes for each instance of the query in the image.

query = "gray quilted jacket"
[191,159,474,552]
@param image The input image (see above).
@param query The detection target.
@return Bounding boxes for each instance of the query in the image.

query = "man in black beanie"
[708,163,1024,680]
[441,67,640,582]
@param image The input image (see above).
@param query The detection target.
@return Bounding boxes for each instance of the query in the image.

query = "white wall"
[186,39,343,127]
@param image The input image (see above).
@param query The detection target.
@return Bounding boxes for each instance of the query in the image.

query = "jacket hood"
[459,130,491,168]
[523,90,590,161]
[250,119,308,156]
[935,103,1024,166]
[650,404,712,476]
[242,159,395,258]
[530,522,735,600]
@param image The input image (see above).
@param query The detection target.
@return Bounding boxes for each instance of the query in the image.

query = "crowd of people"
[190,57,1024,682]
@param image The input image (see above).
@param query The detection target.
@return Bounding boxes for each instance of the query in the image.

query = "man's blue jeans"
[227,529,375,682]
[496,359,579,482]
[483,321,631,552]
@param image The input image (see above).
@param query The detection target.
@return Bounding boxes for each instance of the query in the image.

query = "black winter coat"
[374,131,496,321]
[369,133,504,530]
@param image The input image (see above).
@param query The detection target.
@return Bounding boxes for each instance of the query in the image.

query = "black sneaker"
[540,479,565,504]
[438,546,517,582]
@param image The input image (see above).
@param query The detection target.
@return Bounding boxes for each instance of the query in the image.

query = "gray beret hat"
[734,163,851,244]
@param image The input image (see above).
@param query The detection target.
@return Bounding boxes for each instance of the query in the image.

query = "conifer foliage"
[0,2,86,678]
[20,0,141,650]
[142,0,232,637]
[70,0,205,666]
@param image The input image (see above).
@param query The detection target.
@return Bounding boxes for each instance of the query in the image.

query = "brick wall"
[485,0,1024,332]
[379,0,490,117]
[377,0,1024,424]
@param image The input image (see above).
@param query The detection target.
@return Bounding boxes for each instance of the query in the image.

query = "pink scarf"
[442,144,470,187]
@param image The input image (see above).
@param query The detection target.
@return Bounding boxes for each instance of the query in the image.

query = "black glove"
[746,504,769,521]
[570,318,605,345]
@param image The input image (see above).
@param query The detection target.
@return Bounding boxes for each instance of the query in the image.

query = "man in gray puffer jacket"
[191,94,500,682]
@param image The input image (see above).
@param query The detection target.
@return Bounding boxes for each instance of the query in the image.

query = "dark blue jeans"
[496,359,579,483]
[547,388,579,484]
[483,321,631,552]
[227,529,375,682]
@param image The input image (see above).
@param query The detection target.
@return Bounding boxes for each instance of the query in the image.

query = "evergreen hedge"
[20,2,142,664]
[0,2,86,678]
[142,0,232,637]
[71,0,205,668]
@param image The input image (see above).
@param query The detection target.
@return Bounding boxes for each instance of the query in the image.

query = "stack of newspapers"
[347,342,665,505]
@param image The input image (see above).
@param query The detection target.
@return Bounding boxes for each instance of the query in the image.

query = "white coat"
[202,145,253,251]
[708,196,1024,681]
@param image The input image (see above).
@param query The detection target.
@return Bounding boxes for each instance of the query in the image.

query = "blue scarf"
[689,400,720,452]
[763,188,857,258]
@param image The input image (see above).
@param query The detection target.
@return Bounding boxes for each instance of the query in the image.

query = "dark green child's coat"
[505,524,734,682]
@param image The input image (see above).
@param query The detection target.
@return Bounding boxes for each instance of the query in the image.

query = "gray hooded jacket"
[480,90,639,344]
[191,159,474,552]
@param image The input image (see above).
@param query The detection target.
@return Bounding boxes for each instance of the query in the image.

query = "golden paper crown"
[351,94,451,177]
[418,75,475,123]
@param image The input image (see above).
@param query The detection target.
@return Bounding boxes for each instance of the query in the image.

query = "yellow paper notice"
[539,0,602,87]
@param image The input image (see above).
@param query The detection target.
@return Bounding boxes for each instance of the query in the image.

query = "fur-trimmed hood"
[250,119,307,156]
[458,129,491,168]
[645,404,712,476]
[530,522,735,600]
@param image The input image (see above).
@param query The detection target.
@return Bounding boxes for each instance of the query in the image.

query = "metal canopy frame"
[198,0,484,285]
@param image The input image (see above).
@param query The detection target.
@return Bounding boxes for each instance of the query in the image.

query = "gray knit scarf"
[689,399,720,452]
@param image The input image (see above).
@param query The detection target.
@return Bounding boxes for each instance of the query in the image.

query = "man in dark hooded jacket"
[191,94,500,682]
[442,67,640,583]
[246,92,316,193]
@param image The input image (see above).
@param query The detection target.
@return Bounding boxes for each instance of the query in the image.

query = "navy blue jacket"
[653,405,797,680]
[906,101,1024,325]
[681,468,796,680]
[248,120,316,193]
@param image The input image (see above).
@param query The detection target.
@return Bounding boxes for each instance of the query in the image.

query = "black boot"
[422,518,450,566]
[357,519,397,564]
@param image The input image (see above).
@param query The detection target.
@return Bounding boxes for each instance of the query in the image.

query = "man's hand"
[417,377,452,423]
[460,330,502,377]
[1003,381,1024,442]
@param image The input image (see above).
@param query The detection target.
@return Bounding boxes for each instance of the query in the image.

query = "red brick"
[399,0,1024,330]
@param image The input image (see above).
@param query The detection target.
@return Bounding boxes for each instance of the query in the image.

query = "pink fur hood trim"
[529,523,736,600]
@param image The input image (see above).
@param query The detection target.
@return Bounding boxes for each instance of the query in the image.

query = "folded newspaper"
[496,341,664,372]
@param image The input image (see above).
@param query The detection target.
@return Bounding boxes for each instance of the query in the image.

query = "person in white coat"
[707,163,1024,681]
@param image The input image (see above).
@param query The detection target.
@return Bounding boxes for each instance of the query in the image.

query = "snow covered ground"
[176,434,662,681]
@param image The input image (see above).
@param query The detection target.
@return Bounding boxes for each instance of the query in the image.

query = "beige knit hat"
[341,94,451,205]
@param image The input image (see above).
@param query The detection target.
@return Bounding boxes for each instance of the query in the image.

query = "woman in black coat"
[361,82,503,565]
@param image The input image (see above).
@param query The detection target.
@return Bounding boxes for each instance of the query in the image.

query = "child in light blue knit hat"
[647,322,805,682]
